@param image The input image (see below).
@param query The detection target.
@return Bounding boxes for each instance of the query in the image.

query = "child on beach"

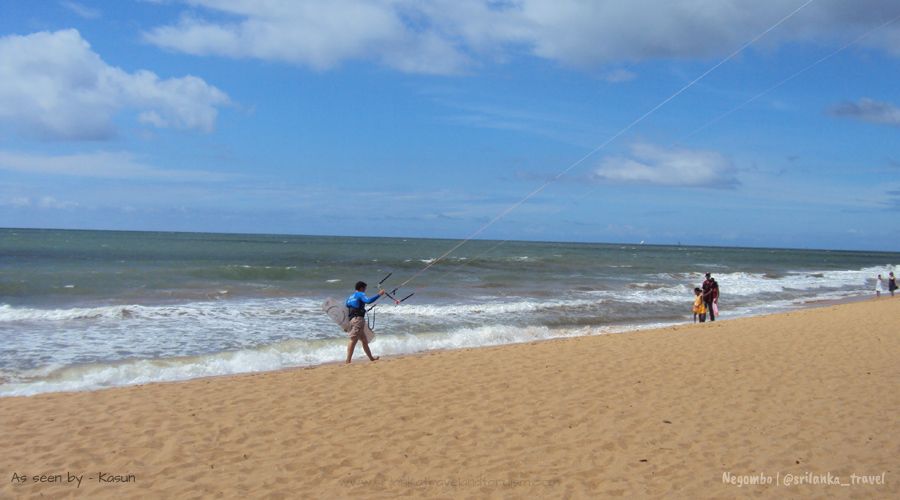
[875,274,884,298]
[693,288,706,322]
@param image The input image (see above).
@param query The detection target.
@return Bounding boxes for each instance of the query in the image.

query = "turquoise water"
[1,228,897,395]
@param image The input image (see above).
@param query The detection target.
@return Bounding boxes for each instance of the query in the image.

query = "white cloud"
[601,68,637,83]
[0,29,230,140]
[60,1,101,19]
[7,196,32,208]
[830,98,900,127]
[440,101,583,144]
[873,22,900,57]
[143,1,900,74]
[38,196,79,210]
[0,195,78,210]
[593,143,738,188]
[145,0,470,74]
[0,150,234,181]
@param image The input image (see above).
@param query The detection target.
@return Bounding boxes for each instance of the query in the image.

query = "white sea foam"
[0,291,870,397]
[656,266,887,297]
[0,323,629,397]
[0,298,325,323]
[0,264,883,325]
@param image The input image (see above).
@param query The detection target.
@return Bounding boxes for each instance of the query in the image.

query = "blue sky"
[0,0,898,251]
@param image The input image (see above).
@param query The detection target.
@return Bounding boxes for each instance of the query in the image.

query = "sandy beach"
[2,298,897,499]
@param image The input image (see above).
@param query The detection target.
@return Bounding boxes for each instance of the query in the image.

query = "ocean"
[1,228,896,396]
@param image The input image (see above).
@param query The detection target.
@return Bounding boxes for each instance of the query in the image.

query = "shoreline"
[0,291,881,398]
[2,297,898,498]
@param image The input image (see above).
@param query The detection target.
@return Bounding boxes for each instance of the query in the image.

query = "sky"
[0,0,899,251]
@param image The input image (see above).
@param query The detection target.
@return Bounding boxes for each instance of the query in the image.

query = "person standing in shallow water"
[702,273,718,321]
[888,272,897,298]
[874,274,884,298]
[345,281,384,364]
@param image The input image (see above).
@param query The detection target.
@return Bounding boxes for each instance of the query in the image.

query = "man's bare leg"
[346,337,359,364]
[360,336,379,362]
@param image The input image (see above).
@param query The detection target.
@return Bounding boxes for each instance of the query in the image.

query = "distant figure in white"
[874,274,884,298]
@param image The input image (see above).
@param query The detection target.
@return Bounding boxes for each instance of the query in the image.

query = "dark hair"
[355,281,367,291]
[694,287,702,293]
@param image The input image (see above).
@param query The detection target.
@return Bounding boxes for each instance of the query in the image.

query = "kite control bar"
[364,272,414,330]
[367,272,415,311]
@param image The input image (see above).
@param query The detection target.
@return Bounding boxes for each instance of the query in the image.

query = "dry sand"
[2,298,898,499]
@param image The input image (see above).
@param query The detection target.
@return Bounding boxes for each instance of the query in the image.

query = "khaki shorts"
[348,316,365,341]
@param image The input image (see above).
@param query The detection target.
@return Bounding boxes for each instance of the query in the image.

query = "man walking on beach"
[345,281,384,364]
[702,273,719,321]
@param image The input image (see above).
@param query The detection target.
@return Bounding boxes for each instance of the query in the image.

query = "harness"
[346,295,366,319]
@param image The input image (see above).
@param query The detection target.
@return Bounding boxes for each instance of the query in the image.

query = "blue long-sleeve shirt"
[346,291,380,310]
